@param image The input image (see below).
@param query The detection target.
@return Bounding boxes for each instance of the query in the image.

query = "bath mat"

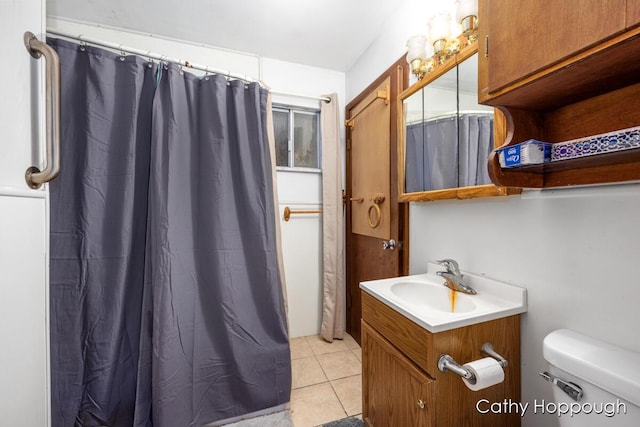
[322,417,365,427]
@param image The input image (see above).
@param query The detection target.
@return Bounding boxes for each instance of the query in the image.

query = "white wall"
[408,185,640,426]
[47,17,261,77]
[47,17,346,339]
[347,1,640,425]
[346,1,444,102]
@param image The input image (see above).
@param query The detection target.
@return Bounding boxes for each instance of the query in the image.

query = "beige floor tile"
[306,335,349,355]
[350,347,362,362]
[291,356,327,389]
[331,375,362,416]
[316,350,362,381]
[342,333,360,350]
[290,337,314,360]
[290,382,346,427]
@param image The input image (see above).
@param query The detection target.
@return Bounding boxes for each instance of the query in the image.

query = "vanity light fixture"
[456,0,479,44]
[406,34,434,79]
[405,1,477,78]
[429,11,460,64]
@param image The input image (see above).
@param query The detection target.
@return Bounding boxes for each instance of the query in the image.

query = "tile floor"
[290,334,363,426]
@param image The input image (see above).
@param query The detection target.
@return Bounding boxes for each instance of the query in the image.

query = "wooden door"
[345,57,408,344]
[483,0,626,95]
[349,77,392,239]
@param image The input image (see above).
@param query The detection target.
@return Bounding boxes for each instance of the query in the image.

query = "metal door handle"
[382,239,396,250]
[24,31,61,189]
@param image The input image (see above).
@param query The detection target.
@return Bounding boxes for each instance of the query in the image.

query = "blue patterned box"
[498,139,551,168]
[551,126,640,161]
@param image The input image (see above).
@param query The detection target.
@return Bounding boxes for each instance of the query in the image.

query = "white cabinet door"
[0,0,49,425]
[0,196,48,425]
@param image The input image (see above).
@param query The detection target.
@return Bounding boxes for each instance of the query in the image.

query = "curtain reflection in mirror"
[405,112,493,192]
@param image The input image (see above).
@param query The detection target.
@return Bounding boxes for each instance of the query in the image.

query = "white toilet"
[542,329,640,426]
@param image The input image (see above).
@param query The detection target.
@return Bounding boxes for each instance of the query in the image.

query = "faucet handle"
[435,259,462,277]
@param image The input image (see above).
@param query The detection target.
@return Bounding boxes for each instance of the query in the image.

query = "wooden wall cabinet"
[361,292,521,427]
[479,0,640,188]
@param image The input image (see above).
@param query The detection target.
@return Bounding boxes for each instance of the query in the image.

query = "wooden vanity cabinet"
[478,0,640,188]
[361,291,521,427]
[362,323,435,427]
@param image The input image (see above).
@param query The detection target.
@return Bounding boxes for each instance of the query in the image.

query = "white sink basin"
[390,281,477,313]
[360,263,527,333]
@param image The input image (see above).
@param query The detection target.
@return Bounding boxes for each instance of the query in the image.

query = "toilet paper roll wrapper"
[462,357,505,391]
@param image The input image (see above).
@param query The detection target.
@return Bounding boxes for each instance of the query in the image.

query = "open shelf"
[485,33,640,189]
[489,148,640,188]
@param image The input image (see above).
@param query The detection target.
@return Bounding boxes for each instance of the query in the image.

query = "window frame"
[273,104,322,173]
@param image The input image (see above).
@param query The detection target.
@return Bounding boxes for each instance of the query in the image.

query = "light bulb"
[456,0,478,22]
[429,12,452,43]
[406,35,427,63]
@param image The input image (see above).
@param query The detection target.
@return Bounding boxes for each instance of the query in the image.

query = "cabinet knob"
[417,399,425,409]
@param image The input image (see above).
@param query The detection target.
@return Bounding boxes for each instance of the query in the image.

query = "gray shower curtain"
[48,38,290,427]
[404,113,494,192]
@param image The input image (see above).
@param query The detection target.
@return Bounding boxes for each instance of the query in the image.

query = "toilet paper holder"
[437,342,508,383]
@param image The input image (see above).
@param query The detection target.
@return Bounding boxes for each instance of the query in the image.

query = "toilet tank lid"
[543,329,640,407]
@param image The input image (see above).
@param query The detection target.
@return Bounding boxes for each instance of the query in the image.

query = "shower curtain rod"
[46,29,260,84]
[47,30,332,103]
[270,91,331,103]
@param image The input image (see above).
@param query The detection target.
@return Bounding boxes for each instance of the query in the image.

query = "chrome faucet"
[435,259,477,295]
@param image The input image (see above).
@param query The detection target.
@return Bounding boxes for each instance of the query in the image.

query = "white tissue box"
[497,139,551,168]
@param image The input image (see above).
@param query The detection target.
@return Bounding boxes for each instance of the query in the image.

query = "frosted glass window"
[293,112,319,168]
[273,105,321,170]
[273,110,290,167]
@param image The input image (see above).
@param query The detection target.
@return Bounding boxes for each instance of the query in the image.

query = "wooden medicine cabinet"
[479,0,640,188]
[398,42,519,202]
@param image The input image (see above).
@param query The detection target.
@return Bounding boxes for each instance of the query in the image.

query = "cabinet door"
[483,0,626,94]
[0,196,48,425]
[362,322,435,427]
[628,0,640,29]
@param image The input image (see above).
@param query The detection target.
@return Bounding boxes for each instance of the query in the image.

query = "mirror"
[399,48,496,201]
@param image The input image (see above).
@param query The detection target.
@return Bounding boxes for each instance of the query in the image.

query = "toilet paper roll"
[462,357,505,391]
